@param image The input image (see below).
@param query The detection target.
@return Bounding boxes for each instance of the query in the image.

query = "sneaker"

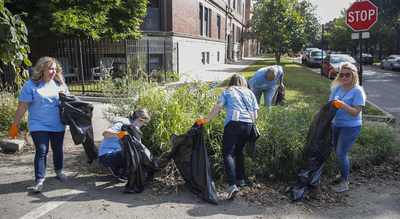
[332,174,350,184]
[237,179,245,187]
[108,167,121,178]
[118,175,128,183]
[56,172,68,181]
[227,185,239,200]
[33,183,43,193]
[331,182,349,193]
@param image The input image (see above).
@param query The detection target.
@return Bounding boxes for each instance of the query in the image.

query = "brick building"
[141,0,257,74]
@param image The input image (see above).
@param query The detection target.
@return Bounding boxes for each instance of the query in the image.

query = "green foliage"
[351,122,398,167]
[102,59,398,182]
[6,0,148,40]
[0,1,31,91]
[250,0,318,63]
[0,92,28,137]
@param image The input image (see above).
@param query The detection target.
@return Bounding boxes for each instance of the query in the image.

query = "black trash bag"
[272,86,287,106]
[119,125,158,194]
[168,123,218,204]
[288,102,337,201]
[59,93,97,163]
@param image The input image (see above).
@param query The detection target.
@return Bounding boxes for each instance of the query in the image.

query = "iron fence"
[1,38,178,94]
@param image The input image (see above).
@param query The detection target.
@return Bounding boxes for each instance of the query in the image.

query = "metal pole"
[164,39,167,82]
[321,24,324,75]
[147,39,150,83]
[359,32,363,86]
[79,39,85,95]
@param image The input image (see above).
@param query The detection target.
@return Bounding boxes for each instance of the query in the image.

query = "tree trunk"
[275,50,281,64]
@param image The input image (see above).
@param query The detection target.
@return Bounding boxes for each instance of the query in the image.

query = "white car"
[301,48,318,64]
[381,55,400,71]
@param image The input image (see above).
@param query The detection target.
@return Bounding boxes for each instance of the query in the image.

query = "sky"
[307,0,355,24]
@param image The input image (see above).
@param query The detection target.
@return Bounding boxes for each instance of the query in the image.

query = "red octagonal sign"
[346,0,378,31]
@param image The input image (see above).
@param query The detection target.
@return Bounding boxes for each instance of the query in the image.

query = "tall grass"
[102,59,398,181]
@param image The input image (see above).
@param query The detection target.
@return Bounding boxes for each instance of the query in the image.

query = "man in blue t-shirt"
[248,65,284,107]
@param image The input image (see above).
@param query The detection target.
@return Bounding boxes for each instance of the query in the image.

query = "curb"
[363,100,396,123]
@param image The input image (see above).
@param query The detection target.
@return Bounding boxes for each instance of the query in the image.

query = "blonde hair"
[32,57,64,86]
[330,62,359,91]
[129,107,151,123]
[228,73,248,88]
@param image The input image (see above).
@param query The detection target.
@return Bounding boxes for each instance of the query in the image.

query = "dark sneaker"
[332,174,350,184]
[33,183,43,193]
[118,175,128,183]
[108,167,121,178]
[331,182,349,193]
[237,179,245,187]
[56,172,68,181]
[227,185,239,200]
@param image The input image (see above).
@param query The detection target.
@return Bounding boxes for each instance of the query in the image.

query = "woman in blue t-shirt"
[330,62,366,193]
[197,73,259,200]
[98,108,151,182]
[9,56,69,193]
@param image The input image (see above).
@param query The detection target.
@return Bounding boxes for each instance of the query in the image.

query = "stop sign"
[346,0,378,31]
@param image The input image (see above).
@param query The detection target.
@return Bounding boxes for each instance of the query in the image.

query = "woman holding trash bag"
[8,56,69,193]
[98,107,151,182]
[330,62,366,193]
[197,73,259,200]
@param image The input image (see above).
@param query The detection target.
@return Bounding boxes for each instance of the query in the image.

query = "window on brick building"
[217,15,221,39]
[199,4,211,37]
[199,4,203,35]
[237,26,241,43]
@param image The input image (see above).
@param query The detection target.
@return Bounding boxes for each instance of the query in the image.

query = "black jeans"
[222,121,252,186]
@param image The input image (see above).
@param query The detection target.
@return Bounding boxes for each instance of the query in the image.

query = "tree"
[295,0,319,48]
[249,0,317,63]
[5,0,148,40]
[0,0,31,91]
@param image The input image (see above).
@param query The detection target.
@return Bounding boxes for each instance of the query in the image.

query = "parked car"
[301,48,318,64]
[306,49,326,67]
[356,53,374,65]
[381,55,400,71]
[321,54,360,79]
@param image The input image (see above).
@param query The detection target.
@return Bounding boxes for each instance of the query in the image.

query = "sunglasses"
[339,73,351,78]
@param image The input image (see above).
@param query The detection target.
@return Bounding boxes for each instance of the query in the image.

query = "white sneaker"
[33,183,43,193]
[331,182,349,193]
[227,185,239,200]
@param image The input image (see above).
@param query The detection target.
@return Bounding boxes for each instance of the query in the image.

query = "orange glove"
[196,119,208,126]
[118,131,129,138]
[332,100,344,108]
[8,124,18,139]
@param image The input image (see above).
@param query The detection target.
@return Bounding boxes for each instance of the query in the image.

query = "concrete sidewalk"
[63,56,265,153]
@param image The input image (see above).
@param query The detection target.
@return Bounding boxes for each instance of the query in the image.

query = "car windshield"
[311,51,326,56]
[331,56,355,63]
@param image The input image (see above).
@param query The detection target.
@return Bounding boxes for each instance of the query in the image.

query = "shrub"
[0,92,28,137]
[102,80,398,182]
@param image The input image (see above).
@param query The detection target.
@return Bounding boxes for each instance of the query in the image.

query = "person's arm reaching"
[206,102,224,123]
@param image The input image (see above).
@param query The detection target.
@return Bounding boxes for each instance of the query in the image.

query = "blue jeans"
[222,121,252,186]
[251,86,275,107]
[30,131,65,183]
[332,125,362,181]
[98,150,126,176]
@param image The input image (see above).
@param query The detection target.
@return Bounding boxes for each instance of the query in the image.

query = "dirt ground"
[1,123,399,218]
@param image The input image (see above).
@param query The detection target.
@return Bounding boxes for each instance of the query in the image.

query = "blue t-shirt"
[218,86,259,127]
[98,117,133,156]
[248,65,283,90]
[19,79,69,132]
[329,85,366,127]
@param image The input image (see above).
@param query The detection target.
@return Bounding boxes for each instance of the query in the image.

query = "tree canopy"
[5,0,148,40]
[1,0,31,90]
[249,0,319,63]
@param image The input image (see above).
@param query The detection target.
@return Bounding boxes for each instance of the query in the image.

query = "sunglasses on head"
[339,73,351,78]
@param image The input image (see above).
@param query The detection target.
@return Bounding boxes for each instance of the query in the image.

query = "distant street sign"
[346,1,378,31]
[351,32,370,39]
